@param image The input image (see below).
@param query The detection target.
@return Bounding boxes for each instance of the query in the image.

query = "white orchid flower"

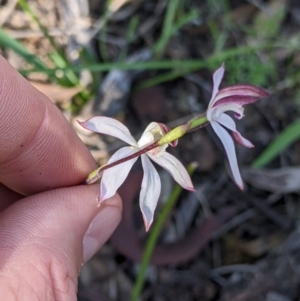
[79,117,194,231]
[206,64,269,189]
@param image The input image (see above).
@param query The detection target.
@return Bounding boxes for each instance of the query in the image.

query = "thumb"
[0,184,122,299]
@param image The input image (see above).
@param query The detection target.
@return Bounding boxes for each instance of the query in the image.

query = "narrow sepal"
[140,155,161,231]
[210,63,225,103]
[78,116,137,146]
[100,147,138,202]
[147,152,195,191]
[210,121,244,190]
[216,114,254,148]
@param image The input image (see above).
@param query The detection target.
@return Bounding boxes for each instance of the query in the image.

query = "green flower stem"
[157,114,208,145]
[188,114,208,131]
[130,162,198,301]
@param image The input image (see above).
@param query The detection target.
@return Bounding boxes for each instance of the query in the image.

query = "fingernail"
[83,207,119,263]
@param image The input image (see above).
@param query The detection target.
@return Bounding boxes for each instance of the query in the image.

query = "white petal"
[210,121,244,190]
[212,84,269,105]
[147,152,195,191]
[100,146,139,201]
[140,122,178,147]
[140,122,163,137]
[137,122,165,147]
[208,103,244,122]
[209,63,225,107]
[140,155,161,231]
[137,132,155,148]
[206,107,214,122]
[78,116,137,146]
[217,114,254,148]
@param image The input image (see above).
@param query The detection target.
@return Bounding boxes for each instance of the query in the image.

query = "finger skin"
[0,57,123,301]
[0,184,22,211]
[0,56,97,195]
[0,185,122,301]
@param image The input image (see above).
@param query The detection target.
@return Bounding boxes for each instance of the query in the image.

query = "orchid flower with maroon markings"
[206,63,269,189]
[79,117,194,231]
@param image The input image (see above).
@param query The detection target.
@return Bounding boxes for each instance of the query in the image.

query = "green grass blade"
[49,52,79,86]
[252,118,300,168]
[20,42,268,76]
[0,29,47,70]
[21,60,206,75]
[119,16,139,62]
[170,8,199,37]
[152,0,181,55]
[19,42,272,91]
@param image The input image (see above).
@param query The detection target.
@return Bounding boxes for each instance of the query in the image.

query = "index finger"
[0,56,97,195]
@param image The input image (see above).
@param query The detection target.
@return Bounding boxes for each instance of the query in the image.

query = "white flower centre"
[137,132,154,148]
[137,128,168,157]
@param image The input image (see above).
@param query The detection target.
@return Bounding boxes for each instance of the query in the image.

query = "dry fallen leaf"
[229,4,257,25]
[30,81,82,103]
[92,49,151,117]
[109,0,137,12]
[242,166,300,193]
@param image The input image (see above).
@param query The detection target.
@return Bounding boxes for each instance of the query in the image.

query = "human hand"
[0,56,122,300]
